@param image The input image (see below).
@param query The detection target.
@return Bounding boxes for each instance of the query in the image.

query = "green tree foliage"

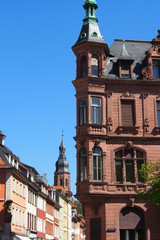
[74,200,83,215]
[138,160,160,208]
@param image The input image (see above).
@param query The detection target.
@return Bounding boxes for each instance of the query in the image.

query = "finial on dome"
[123,39,126,50]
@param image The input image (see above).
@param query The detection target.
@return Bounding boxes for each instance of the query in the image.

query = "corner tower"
[72,0,109,79]
[72,1,109,239]
[54,136,71,192]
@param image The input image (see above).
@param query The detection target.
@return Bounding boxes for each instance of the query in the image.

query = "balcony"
[77,181,148,195]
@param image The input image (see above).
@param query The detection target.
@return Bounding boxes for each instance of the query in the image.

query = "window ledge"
[117,126,139,134]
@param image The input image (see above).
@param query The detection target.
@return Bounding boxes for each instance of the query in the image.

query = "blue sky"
[0,0,159,196]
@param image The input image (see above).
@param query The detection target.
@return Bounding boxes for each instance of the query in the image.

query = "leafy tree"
[137,160,160,208]
[74,200,83,215]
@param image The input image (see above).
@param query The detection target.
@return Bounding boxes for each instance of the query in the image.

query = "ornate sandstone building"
[72,0,160,239]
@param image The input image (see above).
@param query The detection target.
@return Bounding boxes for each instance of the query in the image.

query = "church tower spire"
[54,136,70,192]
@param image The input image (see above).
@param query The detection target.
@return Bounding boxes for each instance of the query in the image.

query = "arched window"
[79,148,87,182]
[115,148,145,183]
[60,178,63,186]
[81,56,87,77]
[92,147,102,181]
[91,55,99,76]
[66,178,68,186]
[120,207,145,240]
[79,98,87,125]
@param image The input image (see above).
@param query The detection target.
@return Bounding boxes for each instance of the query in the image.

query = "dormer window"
[120,61,131,78]
[91,55,99,76]
[153,60,160,78]
[81,56,87,77]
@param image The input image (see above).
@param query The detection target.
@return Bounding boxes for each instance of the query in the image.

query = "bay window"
[93,147,102,181]
[79,99,87,125]
[91,97,101,124]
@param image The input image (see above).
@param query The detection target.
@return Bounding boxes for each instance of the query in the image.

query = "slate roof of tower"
[74,0,106,46]
[75,23,106,46]
[105,39,152,80]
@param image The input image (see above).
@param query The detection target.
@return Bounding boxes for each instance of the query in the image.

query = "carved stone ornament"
[142,66,149,79]
[105,91,112,98]
[88,174,92,181]
[156,94,160,99]
[129,198,135,207]
[144,118,149,133]
[152,29,160,42]
[141,92,148,99]
[94,140,100,147]
[107,117,113,132]
[120,92,135,98]
[80,141,85,146]
[89,184,93,191]
[125,141,133,149]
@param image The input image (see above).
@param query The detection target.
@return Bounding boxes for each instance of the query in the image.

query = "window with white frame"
[79,99,87,125]
[91,55,99,76]
[92,147,102,181]
[16,209,18,225]
[79,148,87,182]
[20,184,22,196]
[23,186,25,198]
[12,207,15,224]
[153,60,160,78]
[91,97,101,124]
[16,181,19,195]
[13,178,16,192]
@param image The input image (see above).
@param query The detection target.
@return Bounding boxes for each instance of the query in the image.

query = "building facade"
[72,1,160,240]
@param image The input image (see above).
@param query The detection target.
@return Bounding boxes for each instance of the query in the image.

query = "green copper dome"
[83,0,98,25]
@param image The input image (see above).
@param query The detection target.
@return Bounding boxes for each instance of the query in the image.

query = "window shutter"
[121,101,134,126]
[121,62,130,74]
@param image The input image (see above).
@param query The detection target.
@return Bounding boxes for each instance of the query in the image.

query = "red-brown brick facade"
[72,1,160,240]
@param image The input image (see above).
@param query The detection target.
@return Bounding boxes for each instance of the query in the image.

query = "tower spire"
[54,136,71,192]
[73,0,106,46]
[83,0,98,25]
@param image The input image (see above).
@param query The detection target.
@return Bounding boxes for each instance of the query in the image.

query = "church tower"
[72,1,160,240]
[54,136,71,193]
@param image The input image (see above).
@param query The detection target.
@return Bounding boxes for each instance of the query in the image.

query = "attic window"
[80,32,86,39]
[91,32,98,37]
[120,61,131,78]
[152,60,160,78]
